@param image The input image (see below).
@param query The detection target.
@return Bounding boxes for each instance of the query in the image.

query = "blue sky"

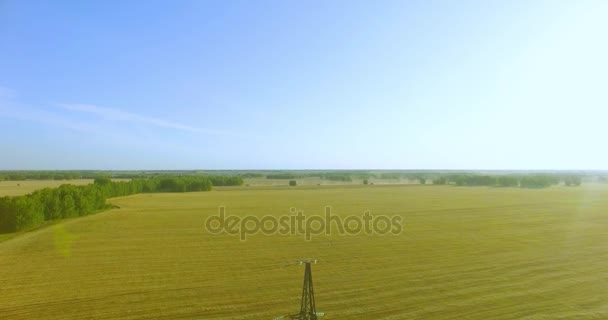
[1,0,607,170]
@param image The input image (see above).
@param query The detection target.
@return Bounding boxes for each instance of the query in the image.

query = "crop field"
[0,179,96,197]
[1,184,608,319]
[0,179,132,197]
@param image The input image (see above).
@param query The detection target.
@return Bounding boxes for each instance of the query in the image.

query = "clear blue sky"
[1,0,606,170]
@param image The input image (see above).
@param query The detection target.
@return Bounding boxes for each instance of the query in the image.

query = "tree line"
[0,175,242,234]
[0,170,251,182]
[320,173,352,182]
[266,173,302,179]
[431,174,578,188]
[0,172,85,181]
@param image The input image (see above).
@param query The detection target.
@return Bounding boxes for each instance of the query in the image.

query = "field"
[0,179,97,197]
[1,184,608,319]
[242,177,419,187]
[0,178,411,197]
[0,179,132,197]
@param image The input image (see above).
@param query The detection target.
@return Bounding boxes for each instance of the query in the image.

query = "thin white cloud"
[0,104,214,157]
[56,103,243,137]
[0,106,102,134]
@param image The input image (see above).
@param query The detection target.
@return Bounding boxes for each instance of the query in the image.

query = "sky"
[0,0,607,170]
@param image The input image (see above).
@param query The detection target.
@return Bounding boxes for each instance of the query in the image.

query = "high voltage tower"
[274,259,325,320]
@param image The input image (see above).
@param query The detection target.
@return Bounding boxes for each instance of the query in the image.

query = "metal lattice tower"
[290,261,317,319]
[274,259,324,320]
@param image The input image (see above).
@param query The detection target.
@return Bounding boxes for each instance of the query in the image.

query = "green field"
[1,184,607,319]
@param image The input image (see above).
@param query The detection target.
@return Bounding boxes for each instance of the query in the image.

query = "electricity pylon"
[291,260,317,319]
[274,259,325,320]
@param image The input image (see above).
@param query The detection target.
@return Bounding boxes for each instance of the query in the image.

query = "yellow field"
[0,179,133,197]
[0,179,96,197]
[1,185,607,319]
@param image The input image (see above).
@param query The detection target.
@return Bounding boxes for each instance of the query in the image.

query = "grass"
[1,184,607,319]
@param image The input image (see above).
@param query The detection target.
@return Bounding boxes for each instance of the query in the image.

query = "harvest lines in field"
[2,185,607,319]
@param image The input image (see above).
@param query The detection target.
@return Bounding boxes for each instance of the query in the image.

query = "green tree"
[433,177,447,185]
[12,196,44,231]
[94,177,112,186]
[497,176,519,187]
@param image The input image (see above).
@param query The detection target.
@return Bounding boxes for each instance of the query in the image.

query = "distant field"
[0,177,413,197]
[243,177,419,186]
[1,185,607,319]
[0,179,131,197]
[0,179,95,197]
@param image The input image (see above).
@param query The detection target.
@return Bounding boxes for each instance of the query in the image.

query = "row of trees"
[207,176,244,186]
[265,172,423,181]
[563,175,582,186]
[0,172,85,181]
[518,176,560,188]
[0,176,242,234]
[265,171,376,180]
[320,173,352,182]
[0,171,248,182]
[1,183,110,233]
[432,174,571,188]
[266,173,301,179]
